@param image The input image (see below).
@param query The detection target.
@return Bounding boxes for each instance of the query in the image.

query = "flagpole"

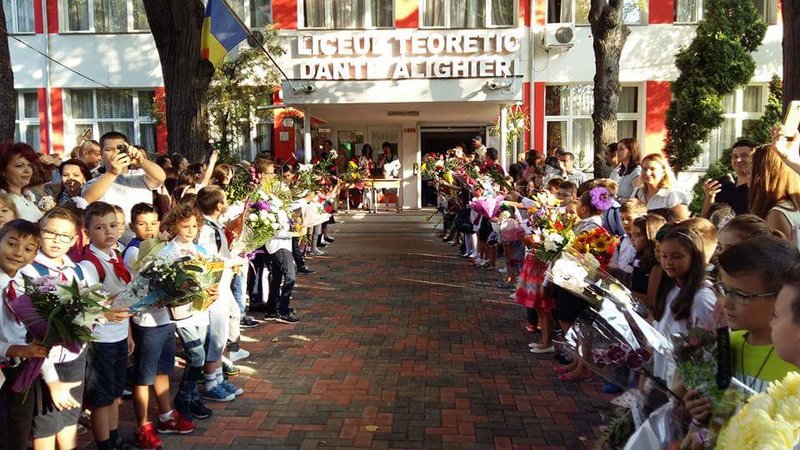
[216,0,298,92]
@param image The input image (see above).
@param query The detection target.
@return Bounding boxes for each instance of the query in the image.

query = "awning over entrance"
[287,101,513,126]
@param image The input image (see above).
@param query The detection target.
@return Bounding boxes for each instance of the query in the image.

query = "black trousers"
[292,237,306,270]
[266,248,296,315]
[0,366,34,450]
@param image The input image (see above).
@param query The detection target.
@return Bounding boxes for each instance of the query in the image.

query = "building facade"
[7,0,784,207]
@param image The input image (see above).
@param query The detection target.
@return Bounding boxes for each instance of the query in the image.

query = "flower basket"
[167,295,196,321]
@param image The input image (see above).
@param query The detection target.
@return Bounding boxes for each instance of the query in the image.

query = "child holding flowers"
[0,220,49,450]
[128,204,199,449]
[683,235,799,438]
[715,260,800,449]
[21,208,96,450]
[651,225,717,390]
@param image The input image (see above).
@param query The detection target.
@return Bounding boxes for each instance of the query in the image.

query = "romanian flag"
[200,0,248,68]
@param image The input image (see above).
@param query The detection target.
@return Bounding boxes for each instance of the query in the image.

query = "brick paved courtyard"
[89,211,613,449]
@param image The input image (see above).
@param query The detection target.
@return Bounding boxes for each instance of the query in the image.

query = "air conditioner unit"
[542,23,576,51]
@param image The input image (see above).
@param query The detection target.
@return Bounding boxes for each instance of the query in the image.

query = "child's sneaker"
[200,384,235,402]
[173,392,193,422]
[219,379,244,396]
[189,393,213,419]
[157,411,196,434]
[223,361,240,377]
[136,422,163,449]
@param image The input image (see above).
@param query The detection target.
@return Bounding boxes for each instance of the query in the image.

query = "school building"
[7,0,783,207]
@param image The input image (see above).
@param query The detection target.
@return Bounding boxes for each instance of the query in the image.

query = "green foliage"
[664,0,766,173]
[206,27,285,160]
[689,76,783,215]
[743,75,784,144]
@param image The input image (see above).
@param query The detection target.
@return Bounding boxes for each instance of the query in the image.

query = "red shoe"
[558,373,593,383]
[157,411,196,435]
[553,365,571,374]
[137,422,163,449]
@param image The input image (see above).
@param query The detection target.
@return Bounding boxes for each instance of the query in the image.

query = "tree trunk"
[783,0,800,114]
[142,0,214,162]
[589,0,630,179]
[0,2,16,142]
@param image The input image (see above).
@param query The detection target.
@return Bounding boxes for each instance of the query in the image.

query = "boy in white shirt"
[122,203,160,271]
[22,208,94,450]
[78,202,136,450]
[0,219,49,450]
[609,199,647,286]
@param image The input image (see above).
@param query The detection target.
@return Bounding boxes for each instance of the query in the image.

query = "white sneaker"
[309,248,325,256]
[529,345,555,354]
[229,349,250,362]
[498,267,508,274]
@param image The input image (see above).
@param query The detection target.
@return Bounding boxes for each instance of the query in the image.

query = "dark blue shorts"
[85,340,128,408]
[131,323,175,386]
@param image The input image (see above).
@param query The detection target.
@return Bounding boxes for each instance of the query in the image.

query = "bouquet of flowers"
[469,194,505,219]
[421,153,446,180]
[527,192,576,262]
[571,227,620,269]
[717,372,800,449]
[231,194,290,255]
[499,210,526,243]
[341,159,369,189]
[226,164,264,204]
[7,277,108,392]
[113,255,224,320]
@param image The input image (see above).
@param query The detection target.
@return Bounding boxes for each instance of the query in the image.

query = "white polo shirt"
[82,171,159,223]
[632,187,689,211]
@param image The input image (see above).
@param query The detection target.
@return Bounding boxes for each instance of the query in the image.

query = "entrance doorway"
[419,127,485,207]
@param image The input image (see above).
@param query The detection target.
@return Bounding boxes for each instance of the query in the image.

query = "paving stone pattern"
[85,212,613,449]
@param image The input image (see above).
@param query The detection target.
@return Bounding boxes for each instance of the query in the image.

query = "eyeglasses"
[40,229,75,244]
[714,282,777,306]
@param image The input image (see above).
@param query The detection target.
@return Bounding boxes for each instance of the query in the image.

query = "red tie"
[6,282,16,301]
[109,256,131,284]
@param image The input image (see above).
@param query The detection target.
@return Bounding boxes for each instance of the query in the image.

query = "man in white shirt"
[81,131,166,223]
[544,151,586,187]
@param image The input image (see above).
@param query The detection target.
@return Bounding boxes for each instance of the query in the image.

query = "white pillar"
[499,106,508,170]
[303,107,312,164]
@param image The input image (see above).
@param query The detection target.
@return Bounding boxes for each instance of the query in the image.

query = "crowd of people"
[0,132,345,450]
[429,128,800,447]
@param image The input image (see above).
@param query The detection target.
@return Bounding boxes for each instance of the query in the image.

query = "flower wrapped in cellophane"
[570,227,620,270]
[113,255,224,319]
[716,373,800,449]
[7,276,108,392]
[469,194,505,219]
[551,249,674,387]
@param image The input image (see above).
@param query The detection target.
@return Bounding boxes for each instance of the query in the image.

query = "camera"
[296,84,316,94]
[116,144,129,156]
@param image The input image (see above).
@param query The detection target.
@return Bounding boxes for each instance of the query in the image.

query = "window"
[3,0,35,33]
[228,0,273,28]
[547,0,572,23]
[61,0,151,32]
[544,85,641,170]
[64,89,157,151]
[755,0,778,25]
[423,0,514,27]
[674,0,703,23]
[13,91,40,152]
[675,0,777,25]
[301,0,393,29]
[576,0,647,26]
[697,85,766,168]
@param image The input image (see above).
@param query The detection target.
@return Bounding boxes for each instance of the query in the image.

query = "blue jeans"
[231,272,247,315]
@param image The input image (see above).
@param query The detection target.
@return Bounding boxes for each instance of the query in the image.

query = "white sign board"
[290,30,523,81]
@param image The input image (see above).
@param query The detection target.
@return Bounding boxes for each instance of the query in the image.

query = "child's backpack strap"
[30,261,50,277]
[80,247,106,283]
[123,238,142,259]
